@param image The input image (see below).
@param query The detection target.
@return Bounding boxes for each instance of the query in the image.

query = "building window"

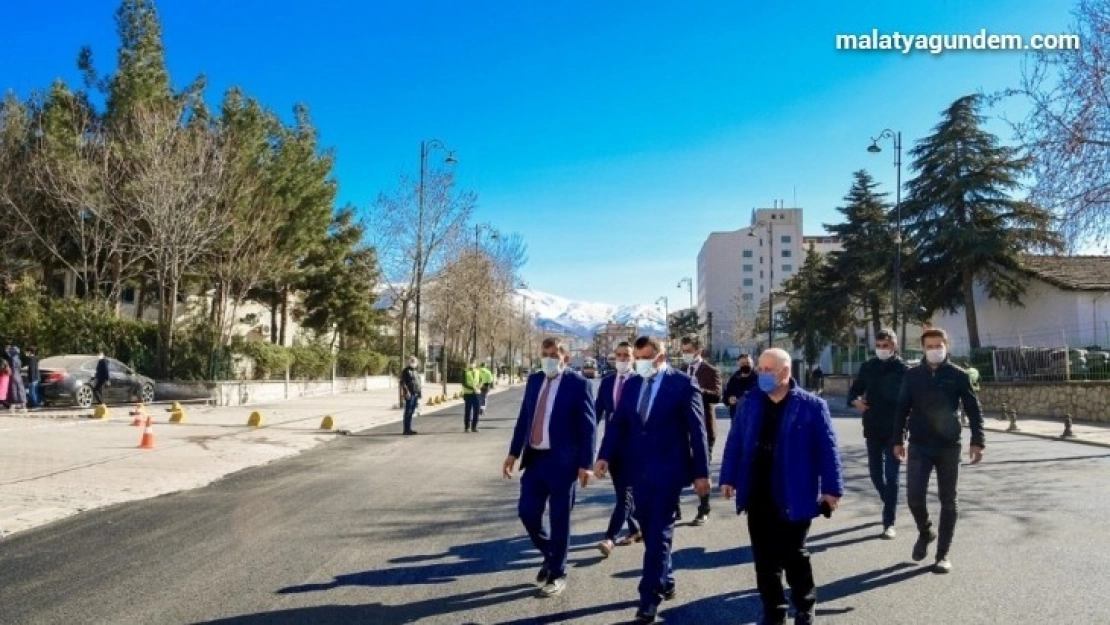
[743,264,753,272]
[783,264,793,272]
[743,278,753,286]
[121,287,136,304]
[742,250,753,258]
[782,249,792,258]
[781,235,792,243]
[742,293,754,301]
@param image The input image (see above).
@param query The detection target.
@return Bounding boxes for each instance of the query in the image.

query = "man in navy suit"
[503,337,597,598]
[595,335,711,624]
[594,341,641,557]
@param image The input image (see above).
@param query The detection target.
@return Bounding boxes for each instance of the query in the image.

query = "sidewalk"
[0,381,519,537]
[823,394,1110,449]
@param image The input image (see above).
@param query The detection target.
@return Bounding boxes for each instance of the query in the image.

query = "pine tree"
[901,94,1064,349]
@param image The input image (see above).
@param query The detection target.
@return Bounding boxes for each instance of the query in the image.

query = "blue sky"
[0,0,1077,306]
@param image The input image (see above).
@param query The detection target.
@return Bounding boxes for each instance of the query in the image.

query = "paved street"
[2,385,1108,624]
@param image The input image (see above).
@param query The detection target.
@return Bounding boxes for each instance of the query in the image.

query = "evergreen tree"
[901,94,1064,349]
[779,244,853,365]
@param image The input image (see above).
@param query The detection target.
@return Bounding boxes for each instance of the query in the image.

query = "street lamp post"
[656,296,669,343]
[415,139,457,364]
[868,129,904,347]
[677,277,693,309]
[748,221,774,348]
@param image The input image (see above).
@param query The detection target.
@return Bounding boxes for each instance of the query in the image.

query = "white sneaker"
[881,526,897,540]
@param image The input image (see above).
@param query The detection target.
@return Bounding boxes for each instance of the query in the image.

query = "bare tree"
[105,104,229,374]
[370,169,475,366]
[730,288,758,348]
[1004,0,1110,248]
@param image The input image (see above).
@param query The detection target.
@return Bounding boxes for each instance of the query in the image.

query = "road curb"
[983,424,1110,450]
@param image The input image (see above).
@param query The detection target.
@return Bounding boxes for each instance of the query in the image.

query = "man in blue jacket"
[595,335,710,624]
[720,348,843,625]
[503,337,596,598]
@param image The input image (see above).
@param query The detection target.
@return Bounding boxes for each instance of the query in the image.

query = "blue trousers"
[401,395,420,433]
[518,452,578,579]
[632,482,683,609]
[604,470,639,541]
[463,394,481,429]
[866,438,901,528]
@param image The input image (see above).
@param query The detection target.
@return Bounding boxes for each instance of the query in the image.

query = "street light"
[415,139,457,364]
[748,220,774,348]
[677,277,693,309]
[656,296,669,342]
[471,223,498,361]
[868,128,904,347]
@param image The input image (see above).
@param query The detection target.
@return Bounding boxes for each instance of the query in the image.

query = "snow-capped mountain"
[516,288,667,338]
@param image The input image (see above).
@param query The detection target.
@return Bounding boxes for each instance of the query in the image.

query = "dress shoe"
[403,430,418,436]
[912,530,937,562]
[634,605,658,623]
[795,611,815,624]
[661,583,677,601]
[535,564,550,585]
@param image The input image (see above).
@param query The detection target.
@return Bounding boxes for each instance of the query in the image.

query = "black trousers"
[906,444,960,557]
[746,499,815,619]
[93,380,106,405]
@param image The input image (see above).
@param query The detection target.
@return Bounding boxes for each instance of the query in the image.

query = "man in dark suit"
[595,335,711,624]
[679,335,721,526]
[93,351,110,406]
[503,337,597,598]
[594,341,641,557]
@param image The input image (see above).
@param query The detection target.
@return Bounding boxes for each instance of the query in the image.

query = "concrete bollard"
[998,403,1009,421]
[92,404,109,419]
[1061,414,1076,439]
[247,411,263,427]
[320,415,335,430]
[1006,408,1020,432]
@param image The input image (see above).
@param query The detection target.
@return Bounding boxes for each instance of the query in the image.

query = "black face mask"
[739,366,752,375]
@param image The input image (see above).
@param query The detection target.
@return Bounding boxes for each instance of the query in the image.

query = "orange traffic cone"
[130,404,145,426]
[138,416,155,449]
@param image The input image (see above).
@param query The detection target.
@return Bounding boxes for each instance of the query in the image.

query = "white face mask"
[875,349,893,361]
[615,360,632,375]
[925,347,947,364]
[540,357,563,377]
[634,358,656,377]
[681,353,696,364]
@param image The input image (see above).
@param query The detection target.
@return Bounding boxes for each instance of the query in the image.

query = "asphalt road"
[2,385,1108,624]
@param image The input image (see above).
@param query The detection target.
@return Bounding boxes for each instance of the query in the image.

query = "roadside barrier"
[92,404,109,420]
[247,411,263,427]
[320,415,335,430]
[167,401,187,424]
[138,416,155,449]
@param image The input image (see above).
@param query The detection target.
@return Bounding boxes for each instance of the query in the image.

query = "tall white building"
[697,205,841,356]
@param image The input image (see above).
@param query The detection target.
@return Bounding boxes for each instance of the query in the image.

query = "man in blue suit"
[720,348,843,625]
[594,341,641,557]
[503,337,597,598]
[595,335,710,624]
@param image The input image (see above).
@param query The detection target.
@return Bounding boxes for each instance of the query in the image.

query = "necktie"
[638,375,656,423]
[614,375,626,406]
[530,377,554,447]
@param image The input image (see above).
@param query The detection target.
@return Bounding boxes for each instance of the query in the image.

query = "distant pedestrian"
[24,346,40,409]
[720,348,843,625]
[593,341,641,557]
[894,327,985,574]
[93,351,110,406]
[848,328,908,539]
[6,345,27,412]
[723,354,758,420]
[810,365,824,393]
[400,357,422,436]
[462,361,482,432]
[503,337,596,598]
[0,360,10,409]
[478,362,494,414]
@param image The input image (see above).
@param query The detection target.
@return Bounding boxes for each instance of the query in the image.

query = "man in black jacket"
[723,353,758,419]
[848,329,908,539]
[894,327,985,574]
[400,357,422,435]
[93,351,110,406]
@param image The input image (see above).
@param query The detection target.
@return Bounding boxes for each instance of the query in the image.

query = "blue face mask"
[757,372,780,393]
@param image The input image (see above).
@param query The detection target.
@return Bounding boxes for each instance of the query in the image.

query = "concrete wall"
[820,374,1110,423]
[155,375,396,407]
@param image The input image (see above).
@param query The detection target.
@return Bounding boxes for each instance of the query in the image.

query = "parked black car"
[37,355,155,408]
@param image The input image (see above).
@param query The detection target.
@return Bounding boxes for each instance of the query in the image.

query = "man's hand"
[820,494,841,511]
[578,468,592,488]
[693,477,711,497]
[969,444,984,464]
[720,484,735,499]
[727,396,737,406]
[851,398,869,413]
[893,444,906,461]
[593,459,609,479]
[502,455,517,479]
